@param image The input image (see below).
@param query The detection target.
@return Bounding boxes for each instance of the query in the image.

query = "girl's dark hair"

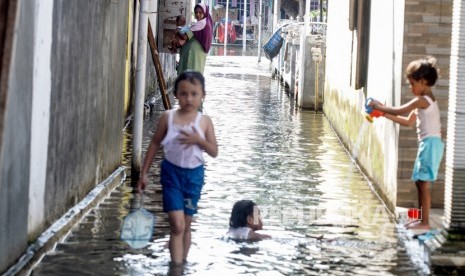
[174,70,206,96]
[229,200,256,228]
[406,56,439,86]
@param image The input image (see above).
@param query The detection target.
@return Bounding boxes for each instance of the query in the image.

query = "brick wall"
[398,0,452,208]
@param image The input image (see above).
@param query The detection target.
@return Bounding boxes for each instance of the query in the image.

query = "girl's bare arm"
[384,111,416,127]
[136,112,169,193]
[373,96,427,116]
[199,116,218,157]
[371,96,428,127]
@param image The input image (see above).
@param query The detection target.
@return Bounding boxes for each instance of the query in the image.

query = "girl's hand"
[367,99,381,108]
[136,175,148,194]
[373,100,383,109]
[178,127,202,146]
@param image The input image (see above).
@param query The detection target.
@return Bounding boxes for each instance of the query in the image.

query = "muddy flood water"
[31,51,428,275]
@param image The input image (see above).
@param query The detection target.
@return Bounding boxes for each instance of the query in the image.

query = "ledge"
[3,167,126,276]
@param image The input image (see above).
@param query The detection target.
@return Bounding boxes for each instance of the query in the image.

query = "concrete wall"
[44,0,129,225]
[0,0,130,273]
[323,0,451,211]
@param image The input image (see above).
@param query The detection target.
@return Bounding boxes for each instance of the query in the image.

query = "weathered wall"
[0,0,33,271]
[0,0,130,273]
[45,0,129,228]
[324,0,451,211]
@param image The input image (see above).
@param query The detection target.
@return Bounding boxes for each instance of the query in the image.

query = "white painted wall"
[365,0,405,203]
[324,0,352,98]
[28,0,53,235]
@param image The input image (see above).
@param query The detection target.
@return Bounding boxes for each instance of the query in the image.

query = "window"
[310,0,319,11]
[349,0,371,90]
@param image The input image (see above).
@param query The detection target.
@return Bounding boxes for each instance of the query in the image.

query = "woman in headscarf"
[177,3,213,75]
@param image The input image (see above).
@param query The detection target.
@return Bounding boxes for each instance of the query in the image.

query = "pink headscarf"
[190,3,213,53]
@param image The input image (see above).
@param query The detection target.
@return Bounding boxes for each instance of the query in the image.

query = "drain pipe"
[132,0,149,183]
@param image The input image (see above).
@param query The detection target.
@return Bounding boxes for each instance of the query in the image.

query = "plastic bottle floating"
[365,97,385,123]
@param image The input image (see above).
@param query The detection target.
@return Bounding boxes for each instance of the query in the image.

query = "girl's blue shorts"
[411,136,444,182]
[160,159,204,216]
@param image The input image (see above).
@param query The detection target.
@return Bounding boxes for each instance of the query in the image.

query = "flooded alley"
[31,50,427,276]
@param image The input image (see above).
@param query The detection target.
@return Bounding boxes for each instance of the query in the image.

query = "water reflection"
[32,54,426,275]
[209,44,258,56]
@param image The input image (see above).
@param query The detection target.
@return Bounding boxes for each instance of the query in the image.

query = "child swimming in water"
[227,200,271,240]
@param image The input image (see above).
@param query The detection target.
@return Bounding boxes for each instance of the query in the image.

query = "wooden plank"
[147,19,171,110]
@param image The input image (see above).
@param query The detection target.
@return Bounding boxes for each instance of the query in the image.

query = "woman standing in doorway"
[177,3,213,75]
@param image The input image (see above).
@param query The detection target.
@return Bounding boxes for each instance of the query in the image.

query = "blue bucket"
[263,28,283,60]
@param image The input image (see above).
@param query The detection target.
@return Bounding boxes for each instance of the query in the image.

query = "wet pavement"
[31,47,429,275]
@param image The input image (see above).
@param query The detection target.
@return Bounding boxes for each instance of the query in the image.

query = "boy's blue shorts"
[160,159,204,216]
[411,136,444,182]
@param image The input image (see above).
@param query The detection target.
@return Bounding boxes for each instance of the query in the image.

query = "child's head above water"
[229,200,263,231]
[405,56,439,86]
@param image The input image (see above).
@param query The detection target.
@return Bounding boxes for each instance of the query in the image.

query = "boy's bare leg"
[408,180,431,230]
[183,215,193,262]
[415,181,423,217]
[168,211,186,264]
[403,181,422,227]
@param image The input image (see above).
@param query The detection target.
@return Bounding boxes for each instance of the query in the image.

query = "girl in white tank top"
[161,109,205,168]
[367,56,444,231]
[136,71,218,265]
